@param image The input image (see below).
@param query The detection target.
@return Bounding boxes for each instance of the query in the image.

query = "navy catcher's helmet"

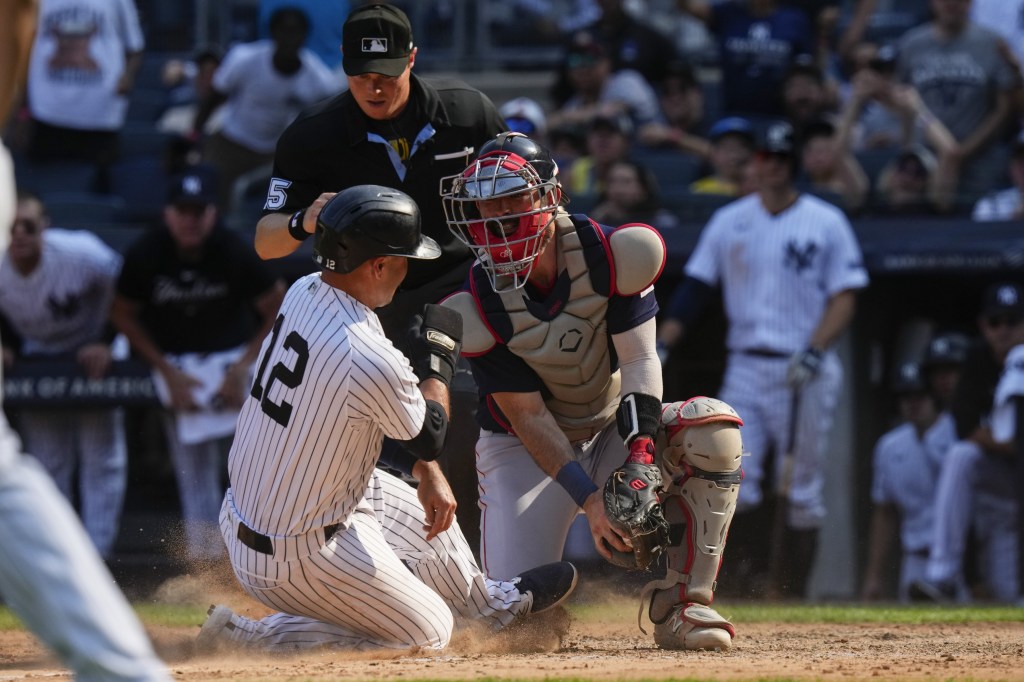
[313,185,440,274]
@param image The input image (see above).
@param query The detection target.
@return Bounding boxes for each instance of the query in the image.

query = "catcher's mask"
[441,132,561,289]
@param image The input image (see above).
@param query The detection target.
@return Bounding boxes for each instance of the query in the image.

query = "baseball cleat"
[514,561,579,614]
[653,603,735,651]
[195,604,237,654]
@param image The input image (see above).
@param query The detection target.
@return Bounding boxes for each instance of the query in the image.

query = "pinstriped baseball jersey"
[870,415,955,554]
[218,271,536,650]
[0,229,121,354]
[685,193,868,354]
[228,272,425,536]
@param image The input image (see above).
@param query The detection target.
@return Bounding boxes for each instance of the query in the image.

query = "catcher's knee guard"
[641,397,743,649]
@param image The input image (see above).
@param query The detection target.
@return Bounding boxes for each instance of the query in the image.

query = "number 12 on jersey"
[250,313,309,427]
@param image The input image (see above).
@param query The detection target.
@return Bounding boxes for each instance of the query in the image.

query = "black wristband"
[287,208,309,242]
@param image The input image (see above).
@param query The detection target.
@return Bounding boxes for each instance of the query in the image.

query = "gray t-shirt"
[896,23,1017,143]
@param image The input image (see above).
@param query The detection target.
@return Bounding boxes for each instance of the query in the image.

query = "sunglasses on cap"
[985,313,1024,328]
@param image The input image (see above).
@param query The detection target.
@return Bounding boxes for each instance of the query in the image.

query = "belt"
[236,521,341,556]
[738,348,790,359]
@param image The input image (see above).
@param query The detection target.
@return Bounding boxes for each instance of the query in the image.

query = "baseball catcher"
[440,131,742,650]
[604,396,743,650]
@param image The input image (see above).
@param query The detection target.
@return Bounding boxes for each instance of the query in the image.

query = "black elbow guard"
[399,399,449,461]
[616,392,663,445]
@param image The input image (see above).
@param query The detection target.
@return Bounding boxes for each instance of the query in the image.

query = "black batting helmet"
[891,361,926,394]
[313,185,441,274]
[758,120,796,156]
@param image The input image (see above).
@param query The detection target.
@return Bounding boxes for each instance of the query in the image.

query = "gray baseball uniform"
[215,273,534,651]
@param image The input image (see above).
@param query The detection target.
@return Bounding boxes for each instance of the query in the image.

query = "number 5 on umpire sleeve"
[250,313,309,427]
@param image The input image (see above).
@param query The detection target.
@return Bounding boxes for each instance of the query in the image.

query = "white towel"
[151,347,251,445]
[992,344,1024,444]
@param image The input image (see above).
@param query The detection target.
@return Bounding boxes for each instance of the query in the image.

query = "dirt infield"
[5,617,1024,681]
[3,573,1024,681]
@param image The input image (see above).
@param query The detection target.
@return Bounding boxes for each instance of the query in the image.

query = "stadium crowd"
[1,0,1023,605]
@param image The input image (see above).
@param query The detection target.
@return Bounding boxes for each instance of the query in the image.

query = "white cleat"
[653,603,735,651]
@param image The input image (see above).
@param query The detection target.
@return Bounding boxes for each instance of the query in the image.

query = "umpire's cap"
[313,185,440,274]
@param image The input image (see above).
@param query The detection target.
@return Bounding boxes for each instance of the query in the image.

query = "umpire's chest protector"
[453,214,660,442]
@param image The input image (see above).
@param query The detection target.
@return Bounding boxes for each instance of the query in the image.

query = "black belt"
[738,348,790,358]
[236,521,341,555]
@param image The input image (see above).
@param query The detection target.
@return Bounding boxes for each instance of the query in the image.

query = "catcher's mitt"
[603,462,670,570]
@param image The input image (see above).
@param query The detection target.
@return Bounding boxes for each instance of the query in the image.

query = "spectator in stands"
[566,111,634,198]
[677,0,814,118]
[0,189,126,560]
[157,46,226,138]
[861,361,948,602]
[499,96,548,144]
[258,0,350,76]
[910,282,1024,604]
[689,116,756,196]
[839,42,906,152]
[782,56,837,133]
[797,118,869,212]
[872,145,940,215]
[548,123,588,173]
[637,61,709,157]
[574,0,682,87]
[589,158,680,232]
[24,0,145,190]
[970,0,1024,79]
[191,7,338,211]
[110,167,285,566]
[972,131,1024,221]
[896,0,1021,206]
[546,30,663,133]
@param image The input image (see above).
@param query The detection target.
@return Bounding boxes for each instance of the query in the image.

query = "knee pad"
[650,398,744,614]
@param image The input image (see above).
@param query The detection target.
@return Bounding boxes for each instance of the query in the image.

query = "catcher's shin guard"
[642,397,743,650]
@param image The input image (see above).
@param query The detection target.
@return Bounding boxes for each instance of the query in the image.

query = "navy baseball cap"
[166,166,218,206]
[891,361,926,394]
[758,121,796,156]
[342,4,413,77]
[981,282,1024,318]
[709,117,754,145]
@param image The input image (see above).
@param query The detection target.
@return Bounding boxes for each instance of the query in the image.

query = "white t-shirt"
[685,193,869,353]
[27,0,145,130]
[214,41,339,154]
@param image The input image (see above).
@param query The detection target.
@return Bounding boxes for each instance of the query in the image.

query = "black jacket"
[265,73,506,291]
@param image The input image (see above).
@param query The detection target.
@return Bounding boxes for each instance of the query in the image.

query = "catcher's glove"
[603,462,670,570]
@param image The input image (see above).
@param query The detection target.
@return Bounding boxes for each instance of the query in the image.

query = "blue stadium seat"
[118,124,175,159]
[44,192,127,228]
[14,160,97,196]
[127,88,170,123]
[632,148,705,201]
[108,156,168,222]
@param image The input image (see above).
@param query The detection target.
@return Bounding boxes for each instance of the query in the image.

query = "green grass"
[2,601,1021,632]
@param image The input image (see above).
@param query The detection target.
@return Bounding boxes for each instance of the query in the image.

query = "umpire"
[252,3,506,556]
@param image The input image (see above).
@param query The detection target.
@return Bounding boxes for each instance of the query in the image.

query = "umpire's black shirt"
[264,73,505,296]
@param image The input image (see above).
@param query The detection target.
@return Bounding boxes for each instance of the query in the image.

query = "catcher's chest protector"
[473,214,620,442]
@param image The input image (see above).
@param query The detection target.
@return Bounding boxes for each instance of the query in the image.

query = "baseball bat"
[766,388,799,598]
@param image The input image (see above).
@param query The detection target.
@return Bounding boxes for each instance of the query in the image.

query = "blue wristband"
[555,461,598,508]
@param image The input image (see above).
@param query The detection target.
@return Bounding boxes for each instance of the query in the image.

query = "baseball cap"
[166,166,218,206]
[891,361,926,394]
[981,281,1024,318]
[566,31,606,69]
[500,97,547,138]
[921,332,969,369]
[709,117,754,145]
[758,121,796,155]
[589,112,633,137]
[342,4,414,77]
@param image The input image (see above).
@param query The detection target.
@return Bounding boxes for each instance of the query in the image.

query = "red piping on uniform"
[589,217,616,294]
[467,274,503,346]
